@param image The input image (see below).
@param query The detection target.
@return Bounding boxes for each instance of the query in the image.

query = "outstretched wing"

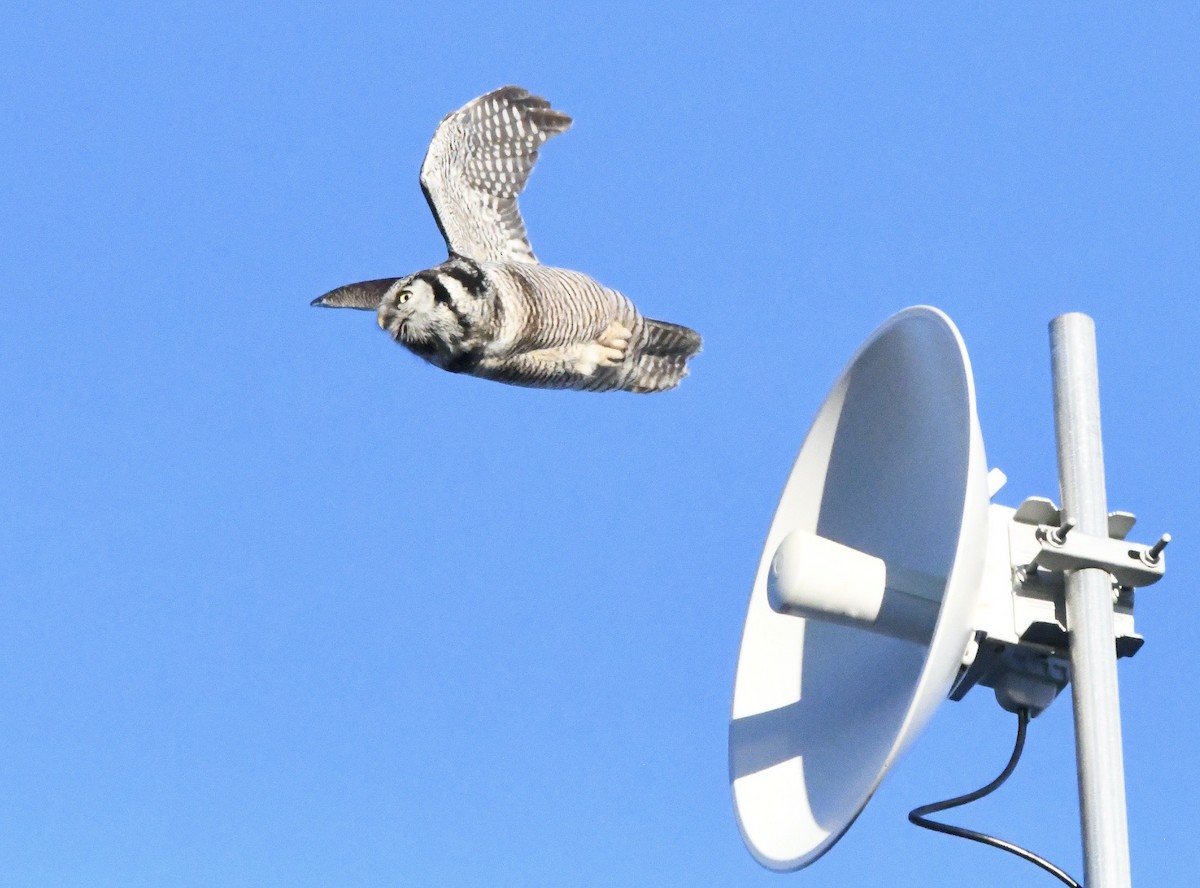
[419,86,572,265]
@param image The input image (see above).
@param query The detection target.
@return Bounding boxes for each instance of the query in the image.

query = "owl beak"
[311,278,400,310]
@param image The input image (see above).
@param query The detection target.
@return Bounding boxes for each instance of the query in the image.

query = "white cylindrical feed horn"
[768,530,943,645]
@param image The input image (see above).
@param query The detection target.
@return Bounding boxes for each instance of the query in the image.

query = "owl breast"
[483,262,643,353]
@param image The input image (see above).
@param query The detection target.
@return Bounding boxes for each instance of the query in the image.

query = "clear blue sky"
[3,3,1197,886]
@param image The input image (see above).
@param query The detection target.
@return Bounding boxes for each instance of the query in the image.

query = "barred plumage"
[312,86,701,393]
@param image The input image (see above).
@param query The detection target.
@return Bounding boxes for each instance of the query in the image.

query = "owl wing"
[419,86,572,265]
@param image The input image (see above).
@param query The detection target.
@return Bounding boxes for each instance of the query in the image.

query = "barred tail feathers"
[625,318,702,393]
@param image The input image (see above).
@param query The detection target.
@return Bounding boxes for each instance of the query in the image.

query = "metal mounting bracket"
[951,496,1170,715]
[1013,496,1167,589]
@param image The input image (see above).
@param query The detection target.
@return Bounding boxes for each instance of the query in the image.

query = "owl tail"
[626,319,703,393]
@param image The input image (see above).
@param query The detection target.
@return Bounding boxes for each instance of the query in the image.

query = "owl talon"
[576,343,622,376]
[595,322,632,365]
[597,347,624,366]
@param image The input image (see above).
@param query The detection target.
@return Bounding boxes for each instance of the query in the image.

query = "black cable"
[908,708,1081,887]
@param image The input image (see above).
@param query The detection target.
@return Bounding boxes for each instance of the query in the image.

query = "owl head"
[376,275,468,357]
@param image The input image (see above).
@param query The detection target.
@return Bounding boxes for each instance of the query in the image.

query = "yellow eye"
[398,291,411,304]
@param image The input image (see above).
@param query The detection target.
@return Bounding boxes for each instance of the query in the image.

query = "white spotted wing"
[419,86,572,265]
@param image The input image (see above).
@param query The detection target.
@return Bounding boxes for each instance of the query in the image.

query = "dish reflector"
[729,307,990,871]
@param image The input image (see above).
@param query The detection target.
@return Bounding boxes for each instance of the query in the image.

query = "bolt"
[1142,533,1171,565]
[1048,518,1076,546]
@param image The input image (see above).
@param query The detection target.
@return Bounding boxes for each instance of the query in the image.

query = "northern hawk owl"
[311,86,701,393]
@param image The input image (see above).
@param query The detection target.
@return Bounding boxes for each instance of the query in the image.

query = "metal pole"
[1049,313,1132,888]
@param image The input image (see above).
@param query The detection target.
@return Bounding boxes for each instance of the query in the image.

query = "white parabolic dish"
[729,306,991,871]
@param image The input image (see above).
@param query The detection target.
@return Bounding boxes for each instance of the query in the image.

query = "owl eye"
[397,291,411,304]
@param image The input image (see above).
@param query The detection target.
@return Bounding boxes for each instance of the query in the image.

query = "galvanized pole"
[1049,313,1132,888]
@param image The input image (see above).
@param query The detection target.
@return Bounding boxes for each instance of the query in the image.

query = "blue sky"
[3,3,1197,885]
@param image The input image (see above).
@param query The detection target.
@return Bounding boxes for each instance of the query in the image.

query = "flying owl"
[311,86,701,393]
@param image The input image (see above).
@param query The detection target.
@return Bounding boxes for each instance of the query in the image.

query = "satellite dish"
[728,307,1168,882]
[729,306,990,871]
